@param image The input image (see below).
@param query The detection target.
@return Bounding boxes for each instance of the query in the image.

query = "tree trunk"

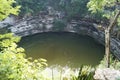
[105,10,120,68]
[105,28,110,68]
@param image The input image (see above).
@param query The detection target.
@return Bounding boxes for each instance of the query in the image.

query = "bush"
[98,54,120,70]
[0,53,47,80]
[77,65,95,80]
[53,20,66,31]
[0,33,47,80]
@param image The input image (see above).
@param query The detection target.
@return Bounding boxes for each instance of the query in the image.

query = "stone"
[1,9,120,60]
[0,16,16,28]
[94,68,120,80]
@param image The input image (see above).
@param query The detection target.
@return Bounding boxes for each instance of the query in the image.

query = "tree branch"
[108,10,120,32]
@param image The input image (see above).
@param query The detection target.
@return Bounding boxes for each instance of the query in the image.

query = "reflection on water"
[19,32,104,68]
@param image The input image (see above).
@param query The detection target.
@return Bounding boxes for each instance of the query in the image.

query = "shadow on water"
[19,32,105,68]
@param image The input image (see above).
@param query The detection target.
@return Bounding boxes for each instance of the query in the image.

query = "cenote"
[19,32,105,68]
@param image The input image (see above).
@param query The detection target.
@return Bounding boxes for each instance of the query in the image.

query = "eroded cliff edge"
[1,11,120,60]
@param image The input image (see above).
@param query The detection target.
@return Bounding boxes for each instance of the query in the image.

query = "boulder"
[94,68,120,80]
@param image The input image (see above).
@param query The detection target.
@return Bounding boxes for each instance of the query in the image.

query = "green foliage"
[0,53,47,80]
[87,0,120,19]
[66,65,95,80]
[87,0,108,13]
[87,0,117,13]
[98,54,120,69]
[34,65,95,80]
[116,77,120,80]
[16,0,48,16]
[57,0,89,19]
[0,0,20,21]
[53,20,66,31]
[16,0,89,19]
[0,33,47,80]
[87,0,120,38]
[0,27,11,34]
[77,65,95,80]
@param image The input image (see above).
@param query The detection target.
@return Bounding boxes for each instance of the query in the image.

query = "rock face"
[10,13,56,36]
[94,68,120,80]
[0,11,120,60]
[0,16,16,28]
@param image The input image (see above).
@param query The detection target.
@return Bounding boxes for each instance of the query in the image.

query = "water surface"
[19,32,104,68]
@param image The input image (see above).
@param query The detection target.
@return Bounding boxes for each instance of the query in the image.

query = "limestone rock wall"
[1,12,120,60]
[94,68,120,80]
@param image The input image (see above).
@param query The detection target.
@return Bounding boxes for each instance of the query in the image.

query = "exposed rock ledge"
[0,13,120,60]
[94,68,120,80]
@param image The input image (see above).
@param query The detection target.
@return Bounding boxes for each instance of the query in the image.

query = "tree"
[15,0,48,17]
[0,0,20,21]
[87,0,120,68]
[0,1,48,80]
[59,0,89,20]
[15,0,90,19]
[0,33,47,80]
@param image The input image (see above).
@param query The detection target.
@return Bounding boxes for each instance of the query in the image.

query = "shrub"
[0,33,47,80]
[98,54,120,70]
[77,65,95,80]
[53,20,66,31]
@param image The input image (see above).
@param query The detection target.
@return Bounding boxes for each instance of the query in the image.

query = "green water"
[19,32,105,67]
